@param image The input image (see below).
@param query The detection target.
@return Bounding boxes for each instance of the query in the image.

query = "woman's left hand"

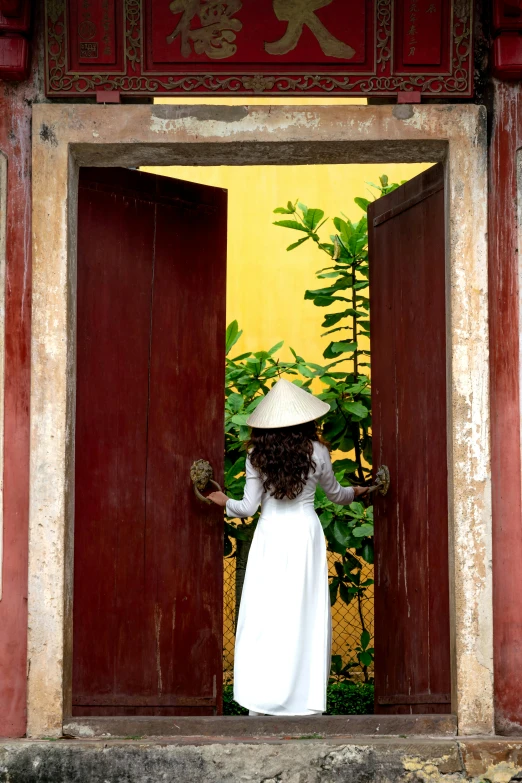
[353,485,370,498]
[207,491,229,507]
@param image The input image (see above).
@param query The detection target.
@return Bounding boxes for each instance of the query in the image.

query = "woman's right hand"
[353,485,370,498]
[207,491,229,507]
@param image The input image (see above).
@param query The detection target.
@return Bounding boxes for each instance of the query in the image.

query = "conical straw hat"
[246,378,330,429]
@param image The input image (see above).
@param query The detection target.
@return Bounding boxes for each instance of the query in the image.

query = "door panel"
[368,164,451,714]
[73,168,227,716]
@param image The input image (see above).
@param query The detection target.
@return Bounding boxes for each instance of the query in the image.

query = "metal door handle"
[190,459,222,504]
[366,465,390,496]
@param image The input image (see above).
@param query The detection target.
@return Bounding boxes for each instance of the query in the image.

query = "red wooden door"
[72,168,227,716]
[368,164,451,714]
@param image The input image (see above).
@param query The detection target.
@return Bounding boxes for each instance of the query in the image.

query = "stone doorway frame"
[28,102,492,738]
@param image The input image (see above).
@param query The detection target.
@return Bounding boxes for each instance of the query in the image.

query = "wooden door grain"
[368,164,451,715]
[73,168,227,716]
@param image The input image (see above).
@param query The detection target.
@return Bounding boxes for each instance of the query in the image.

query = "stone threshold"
[3,736,522,782]
[62,713,457,739]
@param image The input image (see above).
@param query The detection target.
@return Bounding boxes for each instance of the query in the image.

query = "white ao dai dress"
[225,441,355,716]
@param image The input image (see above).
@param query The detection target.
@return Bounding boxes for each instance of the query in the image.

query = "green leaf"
[329,578,340,606]
[298,364,317,378]
[290,347,305,362]
[344,551,362,571]
[230,351,251,361]
[322,310,352,327]
[268,340,284,355]
[343,401,368,419]
[319,510,334,529]
[352,523,374,538]
[332,458,358,474]
[331,341,357,355]
[333,519,352,548]
[361,541,374,564]
[328,537,350,556]
[323,417,347,439]
[287,236,310,251]
[334,560,344,578]
[358,651,373,667]
[273,220,309,232]
[360,629,371,650]
[273,206,294,214]
[304,208,325,230]
[354,197,370,212]
[297,201,308,215]
[304,285,338,299]
[226,321,242,355]
[323,341,356,359]
[339,582,352,605]
[320,375,338,388]
[226,392,243,413]
[311,297,333,309]
[318,271,340,279]
[225,457,246,482]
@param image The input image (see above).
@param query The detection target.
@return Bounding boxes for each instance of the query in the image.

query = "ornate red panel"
[45,0,473,97]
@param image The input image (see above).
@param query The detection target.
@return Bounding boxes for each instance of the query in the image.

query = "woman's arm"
[208,457,263,519]
[318,446,363,505]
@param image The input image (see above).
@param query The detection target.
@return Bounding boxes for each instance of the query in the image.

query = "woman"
[208,378,368,717]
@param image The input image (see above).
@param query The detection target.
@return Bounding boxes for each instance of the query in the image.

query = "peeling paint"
[39,124,58,148]
[149,106,321,138]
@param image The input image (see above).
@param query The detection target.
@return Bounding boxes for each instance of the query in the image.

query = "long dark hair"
[247,420,325,500]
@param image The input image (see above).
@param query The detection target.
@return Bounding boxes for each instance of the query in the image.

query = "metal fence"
[223,545,374,684]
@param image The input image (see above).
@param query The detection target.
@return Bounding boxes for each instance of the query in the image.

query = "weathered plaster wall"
[27,103,492,737]
[3,738,522,783]
[0,21,45,737]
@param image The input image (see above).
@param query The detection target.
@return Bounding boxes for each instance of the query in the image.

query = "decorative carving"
[264,0,355,59]
[190,459,221,504]
[453,0,469,21]
[44,0,473,98]
[126,0,141,71]
[47,0,64,24]
[376,0,392,72]
[166,0,243,60]
[242,74,276,92]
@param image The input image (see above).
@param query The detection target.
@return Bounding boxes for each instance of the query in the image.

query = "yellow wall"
[144,98,430,368]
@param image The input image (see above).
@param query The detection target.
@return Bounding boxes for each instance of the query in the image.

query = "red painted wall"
[489,80,522,734]
[0,27,41,737]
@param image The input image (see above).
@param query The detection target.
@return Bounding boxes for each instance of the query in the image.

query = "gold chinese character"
[409,46,416,55]
[167,0,243,59]
[265,0,355,59]
[427,3,436,11]
[408,24,416,35]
